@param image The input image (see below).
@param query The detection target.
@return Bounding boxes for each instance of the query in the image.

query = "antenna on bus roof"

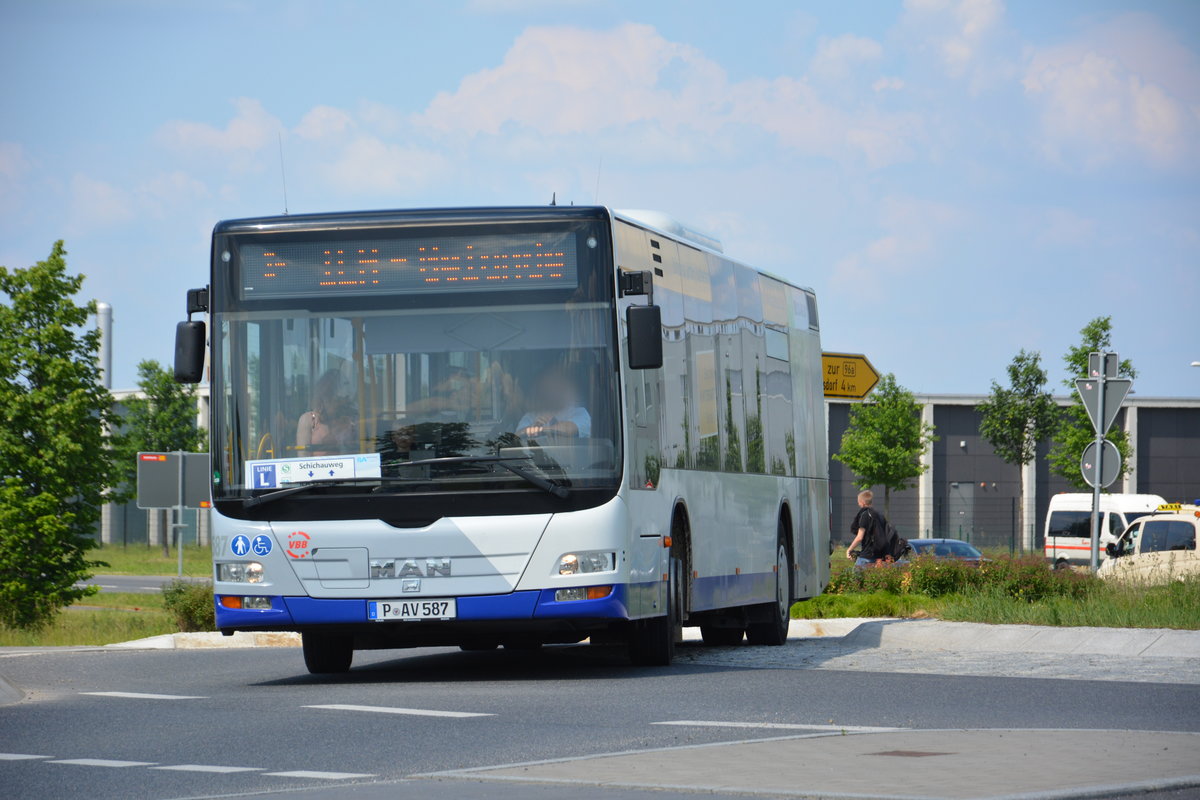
[550,192,557,206]
[277,132,289,215]
[593,156,603,204]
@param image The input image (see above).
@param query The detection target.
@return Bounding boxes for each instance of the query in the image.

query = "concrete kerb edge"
[839,618,1200,658]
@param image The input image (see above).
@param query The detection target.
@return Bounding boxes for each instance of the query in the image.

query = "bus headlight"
[219,562,264,583]
[557,551,615,575]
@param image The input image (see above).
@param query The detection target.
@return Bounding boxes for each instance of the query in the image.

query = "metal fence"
[834,495,1036,555]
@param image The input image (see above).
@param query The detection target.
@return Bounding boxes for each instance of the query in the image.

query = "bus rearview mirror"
[626,305,663,370]
[174,320,206,383]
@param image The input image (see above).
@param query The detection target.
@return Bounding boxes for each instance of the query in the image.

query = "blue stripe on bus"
[216,585,635,630]
[690,571,775,613]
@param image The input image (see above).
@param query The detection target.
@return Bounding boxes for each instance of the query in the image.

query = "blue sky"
[1,0,1197,395]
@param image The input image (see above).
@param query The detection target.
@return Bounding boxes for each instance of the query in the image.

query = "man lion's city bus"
[173,206,830,673]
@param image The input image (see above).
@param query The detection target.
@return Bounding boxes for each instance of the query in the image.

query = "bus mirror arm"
[174,286,209,384]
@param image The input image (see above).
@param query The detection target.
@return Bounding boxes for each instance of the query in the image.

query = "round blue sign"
[251,534,273,557]
[230,535,251,557]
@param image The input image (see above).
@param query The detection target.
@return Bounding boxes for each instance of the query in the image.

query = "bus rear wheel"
[746,536,791,647]
[302,631,353,674]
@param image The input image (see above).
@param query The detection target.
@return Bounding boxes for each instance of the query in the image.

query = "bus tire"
[302,631,353,674]
[629,554,681,666]
[700,625,744,646]
[747,534,792,647]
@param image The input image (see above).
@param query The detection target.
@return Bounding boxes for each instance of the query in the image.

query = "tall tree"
[833,373,937,517]
[0,242,113,630]
[1047,317,1135,490]
[110,360,207,557]
[978,350,1059,542]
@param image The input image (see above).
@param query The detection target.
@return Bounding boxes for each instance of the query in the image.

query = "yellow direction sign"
[822,352,880,399]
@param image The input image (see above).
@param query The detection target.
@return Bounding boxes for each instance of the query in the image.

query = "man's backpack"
[867,510,912,562]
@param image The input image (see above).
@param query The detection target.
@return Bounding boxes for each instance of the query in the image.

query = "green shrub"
[161,580,215,632]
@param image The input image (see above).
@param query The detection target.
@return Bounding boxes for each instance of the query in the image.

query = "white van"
[1043,493,1166,568]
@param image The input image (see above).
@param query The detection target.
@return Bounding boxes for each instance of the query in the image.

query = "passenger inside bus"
[516,364,591,440]
[295,369,356,456]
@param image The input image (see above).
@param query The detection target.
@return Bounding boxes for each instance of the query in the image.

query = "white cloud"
[873,76,906,92]
[68,174,135,233]
[810,34,884,79]
[0,141,31,214]
[832,195,962,286]
[1022,18,1200,170]
[418,23,923,169]
[136,171,209,217]
[1036,207,1097,246]
[156,97,280,154]
[320,135,448,196]
[902,0,1006,82]
[295,105,355,141]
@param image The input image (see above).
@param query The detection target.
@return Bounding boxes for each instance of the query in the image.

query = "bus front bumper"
[214,585,630,633]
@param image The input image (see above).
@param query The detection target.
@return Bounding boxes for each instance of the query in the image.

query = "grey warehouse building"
[828,395,1200,552]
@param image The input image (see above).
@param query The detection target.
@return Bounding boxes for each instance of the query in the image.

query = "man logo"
[371,558,452,579]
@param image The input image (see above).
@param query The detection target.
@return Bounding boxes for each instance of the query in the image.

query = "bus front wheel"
[302,631,353,674]
[629,554,682,666]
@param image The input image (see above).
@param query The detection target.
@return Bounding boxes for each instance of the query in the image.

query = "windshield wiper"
[395,455,570,499]
[242,477,416,509]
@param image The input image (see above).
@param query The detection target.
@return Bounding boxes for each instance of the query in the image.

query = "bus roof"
[212,205,814,295]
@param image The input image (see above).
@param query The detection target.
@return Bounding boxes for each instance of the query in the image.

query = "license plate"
[368,598,456,621]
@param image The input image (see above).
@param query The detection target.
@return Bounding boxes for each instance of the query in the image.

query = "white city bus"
[174,206,830,673]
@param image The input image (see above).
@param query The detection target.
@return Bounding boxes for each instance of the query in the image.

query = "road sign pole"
[1089,372,1106,573]
[175,449,185,578]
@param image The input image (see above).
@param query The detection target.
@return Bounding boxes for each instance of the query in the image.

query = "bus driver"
[516,365,591,440]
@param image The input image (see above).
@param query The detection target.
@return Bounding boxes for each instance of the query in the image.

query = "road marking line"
[264,770,375,780]
[49,758,157,768]
[152,764,264,773]
[303,703,493,718]
[81,691,207,700]
[0,753,51,760]
[652,720,906,733]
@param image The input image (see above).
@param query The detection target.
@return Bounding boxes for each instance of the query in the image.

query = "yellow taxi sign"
[1157,503,1182,512]
[822,352,880,400]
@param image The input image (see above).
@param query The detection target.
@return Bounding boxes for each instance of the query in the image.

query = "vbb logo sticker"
[287,530,311,559]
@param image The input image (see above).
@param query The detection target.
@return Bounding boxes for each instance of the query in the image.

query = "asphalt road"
[2,641,1198,800]
[75,575,210,594]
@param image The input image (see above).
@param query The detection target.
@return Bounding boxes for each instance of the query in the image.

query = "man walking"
[846,490,881,568]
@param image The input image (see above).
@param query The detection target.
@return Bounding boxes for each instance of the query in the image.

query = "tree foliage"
[979,350,1059,468]
[109,359,207,557]
[0,242,113,630]
[109,359,207,503]
[1047,317,1134,490]
[833,373,937,514]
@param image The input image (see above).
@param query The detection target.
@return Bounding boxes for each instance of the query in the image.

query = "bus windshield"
[210,217,621,512]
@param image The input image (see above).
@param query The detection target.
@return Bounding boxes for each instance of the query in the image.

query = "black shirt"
[852,507,880,560]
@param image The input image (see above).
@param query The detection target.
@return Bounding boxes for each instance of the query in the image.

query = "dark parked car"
[907,538,988,564]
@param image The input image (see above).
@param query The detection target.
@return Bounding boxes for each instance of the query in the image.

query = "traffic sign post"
[136,452,211,577]
[822,353,880,400]
[1075,352,1130,572]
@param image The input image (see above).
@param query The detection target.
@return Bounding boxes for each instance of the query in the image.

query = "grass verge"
[795,561,1200,630]
[90,543,212,576]
[0,606,175,647]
